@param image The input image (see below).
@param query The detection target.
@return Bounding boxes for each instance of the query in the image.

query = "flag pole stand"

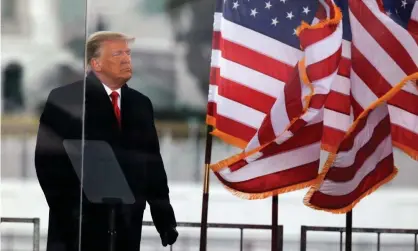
[271,195,280,251]
[345,210,353,251]
[199,125,213,251]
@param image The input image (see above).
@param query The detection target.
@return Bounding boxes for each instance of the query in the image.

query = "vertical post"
[345,210,352,251]
[300,226,306,251]
[199,125,213,251]
[21,136,29,179]
[271,195,279,251]
[33,218,40,251]
[240,228,244,251]
[188,117,201,181]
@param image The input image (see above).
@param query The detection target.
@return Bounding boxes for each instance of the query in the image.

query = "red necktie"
[110,91,121,127]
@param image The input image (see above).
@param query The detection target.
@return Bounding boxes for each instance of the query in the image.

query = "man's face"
[95,40,132,83]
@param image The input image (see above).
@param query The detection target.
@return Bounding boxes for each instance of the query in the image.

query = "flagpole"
[345,210,353,251]
[199,125,213,251]
[271,195,279,251]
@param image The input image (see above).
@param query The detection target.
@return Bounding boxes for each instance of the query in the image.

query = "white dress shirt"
[102,83,121,109]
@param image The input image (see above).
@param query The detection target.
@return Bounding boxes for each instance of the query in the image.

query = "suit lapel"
[85,72,120,133]
[120,84,133,131]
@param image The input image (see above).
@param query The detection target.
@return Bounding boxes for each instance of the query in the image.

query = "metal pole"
[240,228,244,251]
[271,195,279,251]
[300,226,306,251]
[199,125,213,251]
[345,211,352,251]
[33,218,40,251]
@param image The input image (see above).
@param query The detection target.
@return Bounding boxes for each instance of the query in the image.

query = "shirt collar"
[102,83,121,97]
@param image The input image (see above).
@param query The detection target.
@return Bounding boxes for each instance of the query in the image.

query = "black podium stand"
[63,139,136,251]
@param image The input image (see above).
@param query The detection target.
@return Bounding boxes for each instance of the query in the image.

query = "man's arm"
[34,90,79,210]
[143,97,178,241]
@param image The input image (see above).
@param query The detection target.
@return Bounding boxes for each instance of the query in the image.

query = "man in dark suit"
[34,31,178,251]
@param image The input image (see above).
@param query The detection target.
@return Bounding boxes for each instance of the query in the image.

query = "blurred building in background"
[2,0,211,117]
[2,0,418,250]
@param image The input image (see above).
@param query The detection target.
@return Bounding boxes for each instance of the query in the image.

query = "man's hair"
[86,31,135,65]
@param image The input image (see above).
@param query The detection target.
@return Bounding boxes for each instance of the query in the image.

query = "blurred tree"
[1,0,16,20]
[2,62,25,113]
[141,0,168,14]
[165,0,216,97]
[165,0,195,10]
[66,15,109,59]
[96,15,108,32]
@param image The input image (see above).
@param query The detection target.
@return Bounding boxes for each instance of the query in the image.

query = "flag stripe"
[409,2,418,34]
[215,160,319,194]
[215,114,257,142]
[324,91,351,115]
[209,0,349,199]
[392,124,418,153]
[219,142,321,182]
[212,31,221,50]
[305,0,415,214]
[257,123,323,161]
[257,114,277,147]
[207,102,216,117]
[309,94,329,110]
[307,46,342,82]
[284,68,304,124]
[321,126,347,150]
[350,0,418,75]
[350,53,418,155]
[339,102,388,152]
[217,38,295,83]
[246,3,343,152]
[216,16,302,67]
[218,78,276,114]
[389,105,418,135]
[350,7,418,95]
[323,109,351,132]
[211,53,286,95]
[351,46,418,116]
[409,19,418,35]
[338,57,352,78]
[299,27,335,49]
[327,115,390,182]
[316,2,327,19]
[318,135,393,195]
[215,94,264,129]
[331,74,351,95]
[351,70,378,109]
[210,67,220,86]
[307,154,394,209]
[300,20,339,50]
[350,93,364,119]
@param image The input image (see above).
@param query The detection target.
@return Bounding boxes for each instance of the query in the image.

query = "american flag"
[207,0,418,210]
[408,1,418,33]
[207,0,344,198]
[207,0,319,148]
[305,0,418,213]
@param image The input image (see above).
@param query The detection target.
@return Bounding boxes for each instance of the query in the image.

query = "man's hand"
[161,227,178,247]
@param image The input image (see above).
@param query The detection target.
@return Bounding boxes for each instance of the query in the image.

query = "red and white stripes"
[207,0,418,208]
[321,40,353,153]
[305,0,418,213]
[306,104,396,211]
[209,0,344,198]
[207,10,299,148]
[408,0,418,34]
[348,0,418,160]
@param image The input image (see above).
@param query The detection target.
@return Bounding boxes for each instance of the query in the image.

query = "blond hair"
[86,31,135,65]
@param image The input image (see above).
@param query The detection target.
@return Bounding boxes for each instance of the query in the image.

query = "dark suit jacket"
[34,72,176,251]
